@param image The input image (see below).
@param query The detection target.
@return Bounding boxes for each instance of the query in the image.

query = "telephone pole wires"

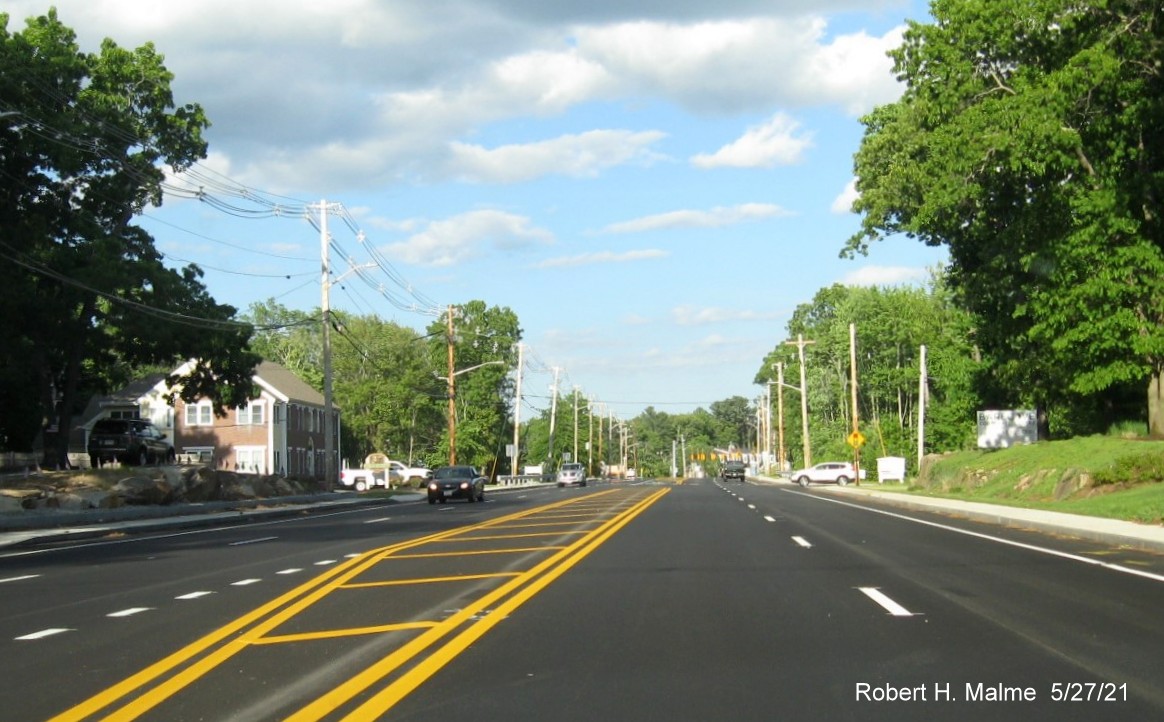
[784,334,815,468]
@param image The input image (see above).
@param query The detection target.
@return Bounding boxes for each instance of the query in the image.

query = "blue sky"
[10,0,946,419]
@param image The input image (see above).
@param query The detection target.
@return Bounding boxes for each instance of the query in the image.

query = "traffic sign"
[847,431,866,448]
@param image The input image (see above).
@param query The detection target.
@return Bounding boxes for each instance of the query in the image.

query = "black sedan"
[427,465,486,504]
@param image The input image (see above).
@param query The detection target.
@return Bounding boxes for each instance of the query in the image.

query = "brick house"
[77,360,340,481]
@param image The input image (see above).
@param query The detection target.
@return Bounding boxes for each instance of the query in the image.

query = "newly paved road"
[3,478,1161,721]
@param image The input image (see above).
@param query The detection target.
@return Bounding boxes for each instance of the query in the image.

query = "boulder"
[114,476,177,506]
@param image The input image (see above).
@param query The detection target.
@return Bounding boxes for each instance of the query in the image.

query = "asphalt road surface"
[2,479,1162,721]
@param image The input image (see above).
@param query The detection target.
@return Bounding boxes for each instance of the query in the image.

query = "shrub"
[1093,452,1164,486]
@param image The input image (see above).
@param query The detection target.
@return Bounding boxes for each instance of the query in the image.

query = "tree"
[755,280,979,470]
[0,10,259,465]
[426,301,522,471]
[847,0,1164,435]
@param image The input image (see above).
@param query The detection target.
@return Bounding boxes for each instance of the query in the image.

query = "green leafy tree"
[847,0,1164,435]
[0,10,258,464]
[756,280,979,472]
[426,301,522,471]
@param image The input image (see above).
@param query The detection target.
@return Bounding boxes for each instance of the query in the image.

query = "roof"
[254,360,326,407]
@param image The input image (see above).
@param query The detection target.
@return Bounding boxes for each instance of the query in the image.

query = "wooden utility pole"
[512,342,524,476]
[784,334,815,468]
[446,305,456,465]
[850,323,861,484]
[917,344,927,475]
[776,362,786,473]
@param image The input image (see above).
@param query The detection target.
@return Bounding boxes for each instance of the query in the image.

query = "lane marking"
[785,489,1164,584]
[363,517,393,524]
[747,504,756,510]
[48,490,632,722]
[313,560,338,566]
[232,579,262,586]
[277,568,302,575]
[1,574,40,583]
[108,608,153,618]
[792,536,812,548]
[175,591,214,600]
[229,536,278,546]
[859,587,916,617]
[310,489,671,720]
[764,516,777,523]
[16,628,72,640]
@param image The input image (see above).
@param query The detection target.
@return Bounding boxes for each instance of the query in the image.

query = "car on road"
[427,465,486,504]
[792,461,866,487]
[720,460,747,482]
[556,462,587,487]
[87,418,175,468]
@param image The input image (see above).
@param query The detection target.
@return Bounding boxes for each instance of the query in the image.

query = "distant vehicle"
[720,460,747,482]
[427,465,486,504]
[556,462,587,487]
[625,469,637,480]
[87,418,174,468]
[792,461,866,487]
[340,456,432,491]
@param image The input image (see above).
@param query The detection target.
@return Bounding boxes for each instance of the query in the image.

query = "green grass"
[894,436,1164,524]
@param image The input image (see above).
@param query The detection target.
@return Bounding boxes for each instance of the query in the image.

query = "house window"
[237,401,265,426]
[110,410,140,420]
[235,447,266,474]
[185,401,213,426]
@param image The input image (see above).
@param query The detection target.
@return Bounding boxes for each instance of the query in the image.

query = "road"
[2,478,1162,721]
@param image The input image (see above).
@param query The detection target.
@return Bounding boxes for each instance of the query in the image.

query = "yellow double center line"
[51,487,668,721]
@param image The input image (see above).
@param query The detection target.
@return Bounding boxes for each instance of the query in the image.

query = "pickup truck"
[720,460,747,482]
[340,458,433,490]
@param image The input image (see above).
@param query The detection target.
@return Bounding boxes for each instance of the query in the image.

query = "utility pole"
[918,344,927,475]
[775,362,786,473]
[547,367,561,469]
[512,342,524,476]
[785,334,815,468]
[850,323,861,484]
[317,199,341,490]
[587,398,593,476]
[446,305,456,465]
[573,385,581,463]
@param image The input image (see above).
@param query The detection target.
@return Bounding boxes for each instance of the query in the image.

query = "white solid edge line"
[784,489,1164,584]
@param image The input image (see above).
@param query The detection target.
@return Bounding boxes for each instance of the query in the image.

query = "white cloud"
[842,265,929,287]
[692,113,813,169]
[831,178,859,214]
[535,249,668,269]
[385,210,553,267]
[448,129,667,183]
[602,203,792,234]
[672,305,784,326]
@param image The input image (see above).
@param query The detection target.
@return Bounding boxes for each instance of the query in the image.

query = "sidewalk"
[750,475,1164,554]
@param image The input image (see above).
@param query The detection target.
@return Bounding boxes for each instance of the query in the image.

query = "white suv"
[792,461,866,487]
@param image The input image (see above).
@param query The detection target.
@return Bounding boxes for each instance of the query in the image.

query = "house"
[76,360,340,481]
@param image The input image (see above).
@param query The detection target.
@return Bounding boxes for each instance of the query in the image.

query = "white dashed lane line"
[1,574,41,584]
[108,607,152,618]
[175,591,215,600]
[277,568,303,575]
[229,536,278,546]
[792,536,812,548]
[16,628,72,640]
[859,587,919,617]
[231,579,262,586]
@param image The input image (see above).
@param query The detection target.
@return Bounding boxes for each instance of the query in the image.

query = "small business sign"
[976,409,1038,449]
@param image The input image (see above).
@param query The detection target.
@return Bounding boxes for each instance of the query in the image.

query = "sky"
[7,0,947,420]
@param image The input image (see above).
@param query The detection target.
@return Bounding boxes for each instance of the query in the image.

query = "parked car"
[427,465,486,504]
[720,460,747,482]
[556,462,587,487]
[88,418,175,467]
[792,461,866,487]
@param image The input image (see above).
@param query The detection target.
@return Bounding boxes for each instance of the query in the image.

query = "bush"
[1093,452,1164,486]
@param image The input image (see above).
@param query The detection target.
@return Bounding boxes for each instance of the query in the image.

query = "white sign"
[876,457,906,482]
[977,409,1038,449]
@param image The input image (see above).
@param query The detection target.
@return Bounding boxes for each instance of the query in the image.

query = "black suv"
[88,418,175,467]
[721,460,747,482]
